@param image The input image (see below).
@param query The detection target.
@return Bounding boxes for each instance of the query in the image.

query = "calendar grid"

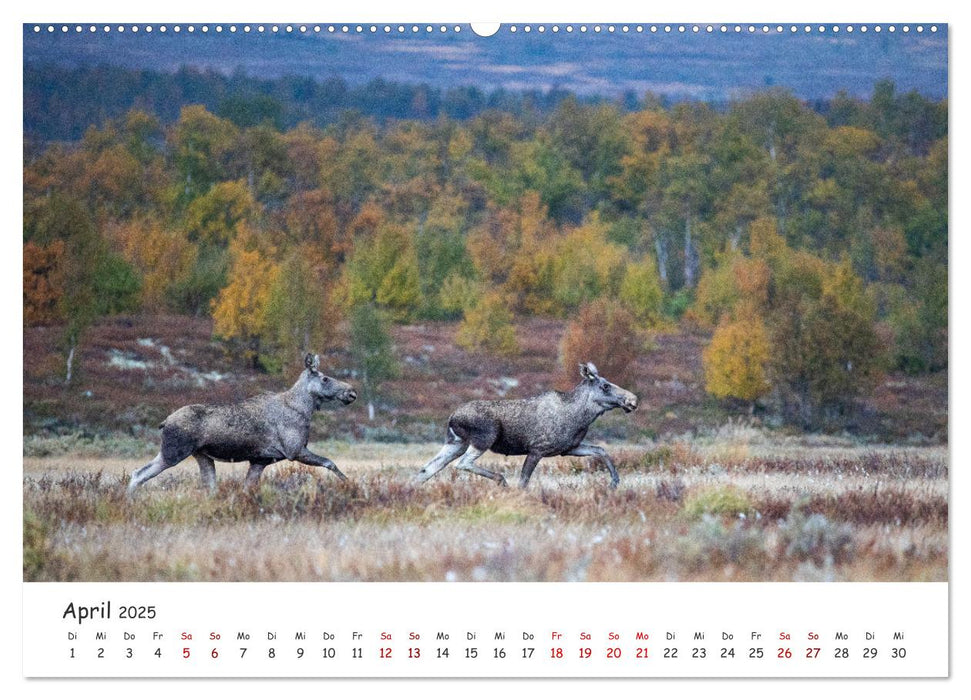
[23,582,948,678]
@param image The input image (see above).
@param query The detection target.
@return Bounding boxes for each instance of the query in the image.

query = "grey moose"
[128,354,357,493]
[416,362,638,488]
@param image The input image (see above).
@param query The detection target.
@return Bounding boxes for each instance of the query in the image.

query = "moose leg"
[454,447,508,486]
[128,445,189,496]
[128,451,177,494]
[518,453,543,489]
[416,433,468,483]
[245,461,269,488]
[194,453,217,492]
[296,447,348,481]
[566,443,620,488]
[129,428,196,494]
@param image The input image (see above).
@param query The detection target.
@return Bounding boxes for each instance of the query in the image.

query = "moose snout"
[342,388,358,405]
[622,395,639,413]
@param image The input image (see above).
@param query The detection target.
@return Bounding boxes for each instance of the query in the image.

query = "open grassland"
[24,436,947,583]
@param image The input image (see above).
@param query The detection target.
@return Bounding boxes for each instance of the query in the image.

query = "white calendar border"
[6,0,964,696]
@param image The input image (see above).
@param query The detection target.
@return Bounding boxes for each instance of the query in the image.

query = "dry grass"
[23,442,947,583]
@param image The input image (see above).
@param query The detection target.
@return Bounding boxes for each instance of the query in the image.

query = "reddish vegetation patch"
[24,314,946,443]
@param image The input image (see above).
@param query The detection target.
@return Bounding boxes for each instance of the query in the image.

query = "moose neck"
[565,382,609,427]
[285,372,317,418]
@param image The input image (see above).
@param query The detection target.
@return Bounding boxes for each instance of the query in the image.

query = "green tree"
[170,105,239,202]
[414,192,474,319]
[25,196,122,382]
[263,249,335,374]
[345,222,423,321]
[549,217,626,314]
[184,180,258,247]
[349,303,399,420]
[767,257,882,426]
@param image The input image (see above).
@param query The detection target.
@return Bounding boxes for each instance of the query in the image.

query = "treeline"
[23,81,946,426]
[24,63,599,143]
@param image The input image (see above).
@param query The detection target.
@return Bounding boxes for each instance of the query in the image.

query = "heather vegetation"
[23,441,947,581]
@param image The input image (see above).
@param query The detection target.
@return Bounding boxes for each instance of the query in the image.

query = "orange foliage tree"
[559,298,641,389]
[105,218,195,311]
[23,240,64,326]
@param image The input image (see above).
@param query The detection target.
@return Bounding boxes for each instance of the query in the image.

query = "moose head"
[578,361,638,413]
[304,353,358,406]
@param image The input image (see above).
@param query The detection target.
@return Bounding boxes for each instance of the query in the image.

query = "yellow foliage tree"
[211,240,280,368]
[437,272,479,317]
[549,217,626,314]
[456,291,520,357]
[703,311,772,406]
[690,255,741,328]
[748,216,787,262]
[619,254,664,326]
[185,179,258,248]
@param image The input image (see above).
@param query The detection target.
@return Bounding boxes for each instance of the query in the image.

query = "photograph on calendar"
[23,23,947,585]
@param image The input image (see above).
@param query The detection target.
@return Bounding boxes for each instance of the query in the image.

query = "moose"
[415,362,638,488]
[127,354,357,493]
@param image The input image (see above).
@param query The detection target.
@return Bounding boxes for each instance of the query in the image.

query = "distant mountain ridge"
[23,25,948,99]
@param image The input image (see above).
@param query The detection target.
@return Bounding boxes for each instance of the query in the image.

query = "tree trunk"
[654,235,669,286]
[683,215,699,288]
[363,368,375,421]
[730,225,742,252]
[65,343,75,385]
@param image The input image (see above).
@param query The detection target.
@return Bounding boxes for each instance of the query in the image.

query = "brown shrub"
[559,297,642,388]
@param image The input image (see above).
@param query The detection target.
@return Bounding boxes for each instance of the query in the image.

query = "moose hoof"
[497,475,509,487]
[610,479,620,490]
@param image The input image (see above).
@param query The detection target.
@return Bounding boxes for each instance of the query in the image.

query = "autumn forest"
[23,72,947,431]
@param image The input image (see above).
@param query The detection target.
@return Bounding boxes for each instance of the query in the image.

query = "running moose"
[128,354,357,493]
[415,362,638,488]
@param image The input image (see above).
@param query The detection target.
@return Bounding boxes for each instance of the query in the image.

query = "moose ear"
[304,353,315,370]
[585,362,599,378]
[579,362,597,380]
[312,354,321,372]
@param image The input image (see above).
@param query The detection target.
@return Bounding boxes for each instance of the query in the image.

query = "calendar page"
[21,12,950,682]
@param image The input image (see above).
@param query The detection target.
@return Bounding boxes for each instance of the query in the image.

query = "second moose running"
[416,362,638,488]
